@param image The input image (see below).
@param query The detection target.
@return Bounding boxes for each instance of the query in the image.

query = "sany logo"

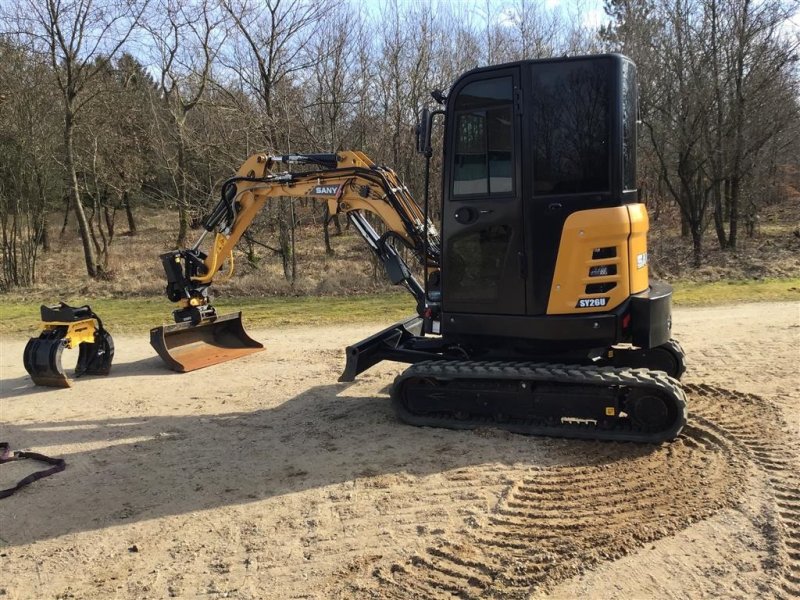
[312,185,341,196]
[576,297,608,308]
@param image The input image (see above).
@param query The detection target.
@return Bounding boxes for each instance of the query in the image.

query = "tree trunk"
[65,110,99,277]
[176,121,189,248]
[712,181,727,248]
[727,176,740,249]
[323,205,334,255]
[33,165,50,252]
[278,199,291,281]
[123,191,137,235]
[290,202,297,284]
[104,205,115,243]
[60,194,70,236]
[680,212,690,237]
[691,226,703,268]
[40,216,50,252]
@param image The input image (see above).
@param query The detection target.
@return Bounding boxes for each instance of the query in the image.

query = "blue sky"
[359,0,611,30]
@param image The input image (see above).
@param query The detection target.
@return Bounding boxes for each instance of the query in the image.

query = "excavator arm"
[152,151,441,372]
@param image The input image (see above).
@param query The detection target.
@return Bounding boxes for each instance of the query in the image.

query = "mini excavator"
[151,54,688,443]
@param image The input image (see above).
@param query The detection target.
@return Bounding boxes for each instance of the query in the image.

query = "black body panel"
[629,280,674,348]
[440,310,618,348]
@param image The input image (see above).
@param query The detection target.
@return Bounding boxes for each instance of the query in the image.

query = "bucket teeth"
[150,311,263,373]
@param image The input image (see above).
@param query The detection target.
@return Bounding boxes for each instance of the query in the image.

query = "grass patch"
[672,277,800,306]
[0,278,797,337]
[0,292,415,336]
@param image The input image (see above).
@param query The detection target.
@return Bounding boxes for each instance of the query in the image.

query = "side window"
[622,60,638,191]
[454,113,487,195]
[531,60,610,195]
[452,77,514,197]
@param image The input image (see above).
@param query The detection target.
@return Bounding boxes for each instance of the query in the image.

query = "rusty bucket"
[150,312,263,373]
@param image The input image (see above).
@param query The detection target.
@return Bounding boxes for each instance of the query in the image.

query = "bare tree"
[147,0,223,248]
[0,42,60,286]
[220,0,334,281]
[5,0,148,277]
[605,0,799,265]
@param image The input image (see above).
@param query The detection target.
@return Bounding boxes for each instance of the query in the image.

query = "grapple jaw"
[23,303,115,388]
[150,311,263,373]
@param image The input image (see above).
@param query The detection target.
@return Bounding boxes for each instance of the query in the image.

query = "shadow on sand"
[0,376,659,546]
[1,355,173,399]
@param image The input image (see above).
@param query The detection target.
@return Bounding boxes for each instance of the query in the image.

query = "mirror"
[416,107,430,155]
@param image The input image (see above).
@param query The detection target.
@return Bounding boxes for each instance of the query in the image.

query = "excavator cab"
[416,54,668,354]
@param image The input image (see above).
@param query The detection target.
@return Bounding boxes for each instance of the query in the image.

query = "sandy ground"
[0,301,798,599]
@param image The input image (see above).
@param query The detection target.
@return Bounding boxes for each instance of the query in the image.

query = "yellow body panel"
[627,204,649,294]
[41,319,97,348]
[546,205,649,315]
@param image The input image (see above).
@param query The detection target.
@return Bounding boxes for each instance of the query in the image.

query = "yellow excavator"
[151,54,688,443]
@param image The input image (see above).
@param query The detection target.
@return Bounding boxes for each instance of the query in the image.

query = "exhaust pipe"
[150,312,263,373]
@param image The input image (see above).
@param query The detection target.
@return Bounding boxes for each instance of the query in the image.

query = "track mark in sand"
[333,385,797,598]
[686,384,800,600]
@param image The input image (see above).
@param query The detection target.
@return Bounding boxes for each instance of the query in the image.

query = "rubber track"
[391,361,688,444]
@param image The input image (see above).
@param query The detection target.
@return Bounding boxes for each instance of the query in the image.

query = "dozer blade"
[150,311,264,373]
[23,336,73,388]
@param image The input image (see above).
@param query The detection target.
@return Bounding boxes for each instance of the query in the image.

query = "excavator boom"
[151,151,441,372]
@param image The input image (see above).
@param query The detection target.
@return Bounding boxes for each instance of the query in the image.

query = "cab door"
[441,68,525,315]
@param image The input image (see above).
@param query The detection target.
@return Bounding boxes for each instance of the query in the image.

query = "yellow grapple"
[23,303,114,388]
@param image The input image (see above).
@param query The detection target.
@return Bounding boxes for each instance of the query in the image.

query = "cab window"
[452,77,514,197]
[531,60,610,195]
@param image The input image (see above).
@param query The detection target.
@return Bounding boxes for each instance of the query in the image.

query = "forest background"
[0,0,798,306]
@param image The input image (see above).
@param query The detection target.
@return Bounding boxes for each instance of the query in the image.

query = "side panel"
[546,206,633,315]
[627,203,649,294]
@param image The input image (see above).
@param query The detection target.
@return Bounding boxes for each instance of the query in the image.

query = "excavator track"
[392,361,687,444]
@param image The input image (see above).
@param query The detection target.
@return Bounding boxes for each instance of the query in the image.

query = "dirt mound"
[338,384,799,599]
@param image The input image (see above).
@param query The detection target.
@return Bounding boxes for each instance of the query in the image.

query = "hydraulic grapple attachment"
[149,312,263,373]
[23,303,115,388]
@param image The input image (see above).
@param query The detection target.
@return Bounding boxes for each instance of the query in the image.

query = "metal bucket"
[150,312,264,373]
